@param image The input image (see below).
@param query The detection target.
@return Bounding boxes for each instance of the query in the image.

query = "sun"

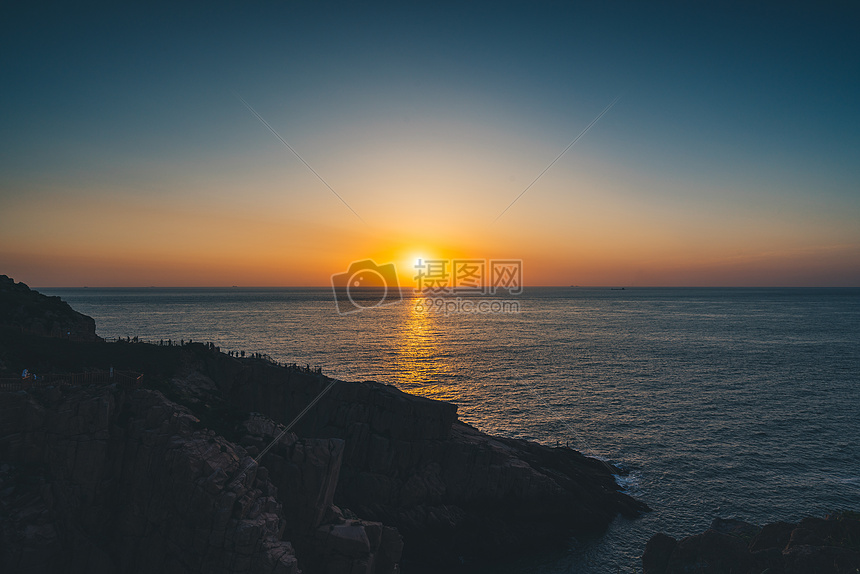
[394,251,440,289]
[367,243,463,290]
[400,253,429,289]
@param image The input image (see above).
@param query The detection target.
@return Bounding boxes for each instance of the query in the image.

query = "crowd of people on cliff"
[112,336,323,374]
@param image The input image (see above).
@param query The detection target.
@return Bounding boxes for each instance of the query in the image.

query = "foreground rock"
[0,384,403,574]
[198,349,649,566]
[0,385,299,573]
[0,275,99,342]
[643,514,860,574]
[0,275,649,571]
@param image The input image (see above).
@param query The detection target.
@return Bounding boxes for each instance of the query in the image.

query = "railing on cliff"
[0,370,143,392]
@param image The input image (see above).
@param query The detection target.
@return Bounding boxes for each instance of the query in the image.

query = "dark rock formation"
[0,385,298,573]
[237,415,403,573]
[193,354,649,567]
[0,276,99,342]
[0,280,649,572]
[0,377,409,574]
[642,514,860,574]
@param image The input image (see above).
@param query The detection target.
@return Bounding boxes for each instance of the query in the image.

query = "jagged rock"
[0,386,299,574]
[240,415,344,532]
[642,513,860,574]
[321,522,371,558]
[642,532,677,574]
[1,284,650,572]
[668,527,754,573]
[749,520,795,552]
[239,413,403,574]
[0,275,99,342]
[309,519,399,574]
[201,354,649,566]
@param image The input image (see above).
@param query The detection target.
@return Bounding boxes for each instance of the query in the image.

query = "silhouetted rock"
[197,354,649,566]
[642,533,677,574]
[642,513,860,574]
[237,414,403,573]
[0,280,649,572]
[0,275,99,342]
[0,385,298,574]
[748,520,795,552]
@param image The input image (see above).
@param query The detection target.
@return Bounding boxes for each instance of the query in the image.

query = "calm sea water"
[42,287,860,573]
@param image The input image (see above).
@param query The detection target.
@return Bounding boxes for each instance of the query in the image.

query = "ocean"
[41,286,860,573]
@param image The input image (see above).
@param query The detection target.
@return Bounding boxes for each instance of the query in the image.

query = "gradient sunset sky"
[2,1,858,287]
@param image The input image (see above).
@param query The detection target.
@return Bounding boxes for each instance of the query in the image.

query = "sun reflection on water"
[388,299,462,403]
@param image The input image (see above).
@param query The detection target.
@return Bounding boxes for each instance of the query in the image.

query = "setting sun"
[2,4,859,574]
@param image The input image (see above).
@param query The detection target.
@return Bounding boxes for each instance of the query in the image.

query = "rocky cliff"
[642,514,860,574]
[0,277,649,572]
[0,276,99,342]
[0,383,402,574]
[194,353,648,566]
[0,384,298,573]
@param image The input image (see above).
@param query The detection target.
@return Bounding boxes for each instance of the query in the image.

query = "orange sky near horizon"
[3,175,859,288]
[2,3,859,288]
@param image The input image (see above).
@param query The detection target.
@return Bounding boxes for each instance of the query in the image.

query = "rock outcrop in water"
[0,275,649,572]
[642,515,860,574]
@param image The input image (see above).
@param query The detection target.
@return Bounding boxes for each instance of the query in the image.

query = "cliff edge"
[0,277,649,572]
[0,276,99,342]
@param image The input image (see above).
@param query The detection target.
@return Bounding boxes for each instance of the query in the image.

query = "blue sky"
[2,1,859,286]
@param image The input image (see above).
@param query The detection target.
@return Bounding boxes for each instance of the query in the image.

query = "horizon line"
[33,284,860,290]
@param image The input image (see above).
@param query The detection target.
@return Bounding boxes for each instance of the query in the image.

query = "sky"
[1,1,859,287]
